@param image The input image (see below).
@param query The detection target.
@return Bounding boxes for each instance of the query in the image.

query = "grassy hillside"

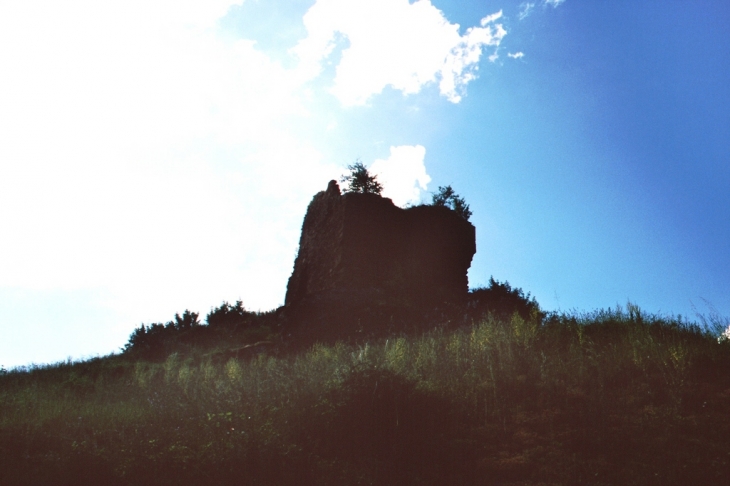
[2,299,730,485]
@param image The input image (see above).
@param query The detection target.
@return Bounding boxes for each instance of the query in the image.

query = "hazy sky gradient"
[1,0,728,368]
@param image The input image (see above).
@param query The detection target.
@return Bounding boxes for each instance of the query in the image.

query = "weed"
[2,306,730,485]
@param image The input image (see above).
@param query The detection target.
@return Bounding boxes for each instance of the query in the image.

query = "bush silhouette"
[124,322,168,359]
[468,277,542,320]
[206,300,253,330]
[431,185,472,221]
[124,309,200,359]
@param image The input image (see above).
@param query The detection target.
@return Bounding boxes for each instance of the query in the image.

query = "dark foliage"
[206,300,254,330]
[468,277,542,320]
[174,309,201,330]
[123,303,279,361]
[123,310,201,359]
[3,295,730,485]
[431,185,472,221]
[340,160,383,195]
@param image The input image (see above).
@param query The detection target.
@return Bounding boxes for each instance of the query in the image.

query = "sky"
[1,0,728,368]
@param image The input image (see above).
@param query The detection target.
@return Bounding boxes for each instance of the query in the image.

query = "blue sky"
[1,0,728,368]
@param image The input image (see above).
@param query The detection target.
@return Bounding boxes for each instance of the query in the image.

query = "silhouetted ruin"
[284,180,476,343]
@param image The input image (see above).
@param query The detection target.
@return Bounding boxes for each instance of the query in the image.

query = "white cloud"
[519,2,536,20]
[481,11,504,26]
[441,11,506,102]
[0,2,310,152]
[292,0,506,106]
[508,52,525,59]
[0,0,341,321]
[520,1,564,21]
[369,146,431,207]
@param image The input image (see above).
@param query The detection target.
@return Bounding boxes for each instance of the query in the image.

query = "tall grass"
[2,307,730,485]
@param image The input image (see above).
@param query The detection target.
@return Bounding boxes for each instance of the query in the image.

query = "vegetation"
[338,162,472,225]
[432,184,472,221]
[2,288,730,485]
[341,160,383,195]
[469,277,542,321]
[122,302,280,362]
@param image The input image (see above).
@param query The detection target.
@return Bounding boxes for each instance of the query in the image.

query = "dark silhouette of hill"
[2,181,730,485]
[2,301,730,486]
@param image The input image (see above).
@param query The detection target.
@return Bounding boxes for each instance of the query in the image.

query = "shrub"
[123,309,200,358]
[431,185,472,221]
[468,277,542,320]
[206,300,253,330]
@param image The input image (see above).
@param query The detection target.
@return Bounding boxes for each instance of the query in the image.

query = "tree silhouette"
[432,185,472,221]
[173,310,200,330]
[206,300,252,330]
[123,309,200,358]
[341,161,383,195]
